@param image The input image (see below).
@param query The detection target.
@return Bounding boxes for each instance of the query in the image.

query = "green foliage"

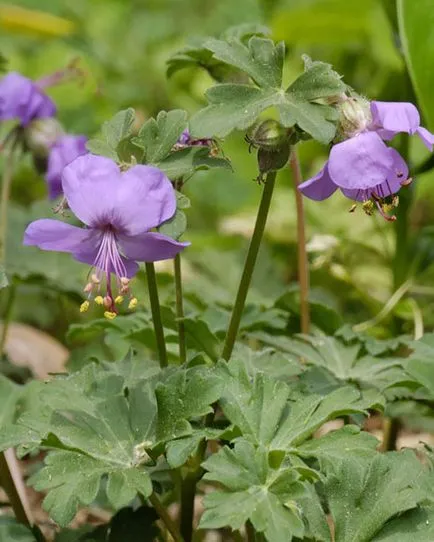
[87,108,136,161]
[188,36,346,143]
[200,439,306,541]
[324,450,432,542]
[132,109,187,163]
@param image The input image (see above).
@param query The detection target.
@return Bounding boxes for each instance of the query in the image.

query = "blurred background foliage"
[1,0,434,349]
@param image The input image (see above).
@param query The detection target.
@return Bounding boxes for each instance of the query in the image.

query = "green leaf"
[398,0,434,129]
[324,450,429,542]
[0,375,21,428]
[256,333,414,392]
[102,108,136,150]
[155,365,223,441]
[216,358,377,451]
[204,36,285,88]
[190,60,344,142]
[167,23,270,80]
[157,146,231,179]
[132,109,187,163]
[0,365,157,525]
[200,439,306,541]
[166,428,223,468]
[406,357,434,397]
[372,506,434,541]
[158,209,187,240]
[296,483,332,542]
[297,425,379,466]
[0,517,36,542]
[85,139,118,160]
[216,358,290,446]
[270,386,377,450]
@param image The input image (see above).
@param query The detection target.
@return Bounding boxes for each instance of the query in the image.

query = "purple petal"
[0,72,56,125]
[23,219,97,253]
[117,166,177,234]
[328,132,407,191]
[62,154,121,227]
[416,126,434,151]
[118,232,189,262]
[73,250,139,278]
[46,135,88,199]
[370,101,420,135]
[298,163,337,201]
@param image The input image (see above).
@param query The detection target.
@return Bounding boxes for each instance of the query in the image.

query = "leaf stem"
[145,262,168,368]
[174,254,186,364]
[149,492,184,542]
[289,149,310,334]
[222,171,277,361]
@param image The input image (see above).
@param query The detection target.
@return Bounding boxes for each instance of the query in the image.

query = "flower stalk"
[145,262,168,368]
[289,148,310,334]
[222,171,277,361]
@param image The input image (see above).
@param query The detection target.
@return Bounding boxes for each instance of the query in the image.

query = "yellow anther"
[104,311,117,320]
[128,297,138,310]
[80,301,90,313]
[83,282,93,293]
[362,200,374,216]
[91,273,100,284]
[94,296,104,305]
[115,295,124,304]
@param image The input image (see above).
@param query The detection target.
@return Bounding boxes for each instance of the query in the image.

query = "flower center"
[79,227,137,318]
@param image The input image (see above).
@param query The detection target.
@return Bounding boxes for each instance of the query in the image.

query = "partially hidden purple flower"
[46,135,88,200]
[299,100,434,220]
[177,129,214,148]
[0,72,56,126]
[24,154,189,316]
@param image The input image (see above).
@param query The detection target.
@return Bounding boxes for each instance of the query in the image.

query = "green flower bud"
[24,118,64,158]
[337,95,371,139]
[247,119,292,151]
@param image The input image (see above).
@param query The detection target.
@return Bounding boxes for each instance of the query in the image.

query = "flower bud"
[248,119,291,151]
[337,95,371,139]
[24,118,64,158]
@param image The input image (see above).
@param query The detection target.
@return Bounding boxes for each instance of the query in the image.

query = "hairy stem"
[381,417,401,452]
[222,171,277,361]
[174,254,186,364]
[149,492,184,542]
[145,262,168,368]
[289,149,310,334]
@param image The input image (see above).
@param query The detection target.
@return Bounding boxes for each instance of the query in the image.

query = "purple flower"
[24,154,189,315]
[46,135,88,200]
[299,99,434,220]
[176,129,213,148]
[370,101,434,150]
[0,72,56,126]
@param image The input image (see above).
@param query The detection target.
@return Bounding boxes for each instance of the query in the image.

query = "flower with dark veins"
[299,97,434,220]
[0,72,56,126]
[46,135,88,199]
[24,154,189,317]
